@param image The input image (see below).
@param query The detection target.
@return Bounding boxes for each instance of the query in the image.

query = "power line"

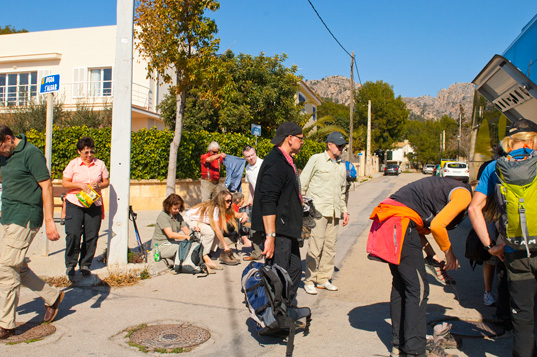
[306,0,362,85]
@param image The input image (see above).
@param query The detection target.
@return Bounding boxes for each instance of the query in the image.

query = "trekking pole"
[129,205,147,262]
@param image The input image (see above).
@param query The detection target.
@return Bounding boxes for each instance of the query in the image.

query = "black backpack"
[465,228,491,270]
[241,262,311,357]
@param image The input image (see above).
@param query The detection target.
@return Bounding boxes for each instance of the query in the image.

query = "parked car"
[423,164,435,174]
[433,164,442,176]
[440,162,470,182]
[384,164,400,176]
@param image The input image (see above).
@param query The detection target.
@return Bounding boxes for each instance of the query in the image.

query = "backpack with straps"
[495,149,537,256]
[241,262,311,357]
[174,230,207,276]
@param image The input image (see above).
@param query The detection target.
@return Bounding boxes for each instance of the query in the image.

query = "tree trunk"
[166,90,187,196]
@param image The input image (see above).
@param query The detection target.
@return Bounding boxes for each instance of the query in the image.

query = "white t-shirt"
[245,158,263,192]
[186,206,220,225]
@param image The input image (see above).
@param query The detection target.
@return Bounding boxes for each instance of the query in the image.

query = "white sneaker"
[304,284,317,295]
[484,291,496,306]
[317,281,338,291]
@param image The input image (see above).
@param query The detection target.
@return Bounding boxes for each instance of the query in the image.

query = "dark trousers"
[389,223,429,356]
[495,261,511,325]
[65,201,102,269]
[505,252,537,357]
[267,236,301,304]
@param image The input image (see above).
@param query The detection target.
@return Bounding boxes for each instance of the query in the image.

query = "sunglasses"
[292,135,304,142]
[225,199,232,203]
[82,150,95,155]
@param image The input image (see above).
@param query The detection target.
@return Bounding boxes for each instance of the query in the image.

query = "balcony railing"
[0,81,155,112]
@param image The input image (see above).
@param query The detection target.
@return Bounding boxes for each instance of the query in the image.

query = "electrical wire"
[306,0,362,85]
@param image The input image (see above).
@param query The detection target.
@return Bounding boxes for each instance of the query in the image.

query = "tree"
[157,51,303,137]
[135,0,221,196]
[354,81,409,151]
[0,25,28,35]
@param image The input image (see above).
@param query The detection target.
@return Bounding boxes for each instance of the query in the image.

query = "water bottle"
[154,243,161,262]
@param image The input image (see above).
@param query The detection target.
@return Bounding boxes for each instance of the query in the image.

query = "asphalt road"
[0,173,514,356]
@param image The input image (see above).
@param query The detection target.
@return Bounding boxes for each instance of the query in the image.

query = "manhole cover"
[0,322,56,344]
[430,319,504,338]
[129,323,210,352]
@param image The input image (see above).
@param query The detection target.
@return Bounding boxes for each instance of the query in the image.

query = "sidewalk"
[1,172,512,356]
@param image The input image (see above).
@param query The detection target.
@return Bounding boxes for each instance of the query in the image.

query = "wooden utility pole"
[366,100,371,176]
[348,51,354,162]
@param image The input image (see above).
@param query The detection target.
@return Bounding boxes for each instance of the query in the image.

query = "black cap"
[271,122,302,145]
[508,118,537,135]
[326,131,348,145]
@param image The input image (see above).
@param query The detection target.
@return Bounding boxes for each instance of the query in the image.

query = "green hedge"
[26,126,325,180]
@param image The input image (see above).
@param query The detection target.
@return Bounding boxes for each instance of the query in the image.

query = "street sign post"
[40,74,60,256]
[40,74,60,94]
[251,124,261,146]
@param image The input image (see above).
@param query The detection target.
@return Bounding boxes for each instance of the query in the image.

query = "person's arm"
[246,182,255,206]
[211,220,230,251]
[163,226,189,240]
[340,163,349,226]
[91,177,109,191]
[38,179,60,241]
[429,188,472,270]
[261,215,276,259]
[62,176,92,193]
[468,191,505,257]
[205,153,226,163]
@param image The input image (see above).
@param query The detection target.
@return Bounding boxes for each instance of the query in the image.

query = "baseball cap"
[271,122,303,145]
[326,131,348,146]
[508,118,537,135]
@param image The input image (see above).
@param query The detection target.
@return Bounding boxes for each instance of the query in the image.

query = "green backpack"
[495,150,537,256]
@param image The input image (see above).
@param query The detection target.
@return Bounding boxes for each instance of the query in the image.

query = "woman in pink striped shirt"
[62,137,109,281]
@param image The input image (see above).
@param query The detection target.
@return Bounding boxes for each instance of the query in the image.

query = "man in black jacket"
[251,122,304,301]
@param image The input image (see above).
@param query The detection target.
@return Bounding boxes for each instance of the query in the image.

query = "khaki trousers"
[304,216,339,285]
[200,179,221,203]
[0,223,61,329]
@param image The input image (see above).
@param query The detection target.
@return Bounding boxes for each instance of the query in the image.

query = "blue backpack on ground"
[346,161,357,182]
[241,262,311,357]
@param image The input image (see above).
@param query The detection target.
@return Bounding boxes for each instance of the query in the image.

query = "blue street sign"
[251,124,261,137]
[40,74,60,94]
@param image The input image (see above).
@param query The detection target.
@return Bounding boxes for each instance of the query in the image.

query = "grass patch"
[24,338,43,344]
[140,269,150,280]
[128,249,145,264]
[128,341,149,353]
[103,270,141,287]
[42,276,72,288]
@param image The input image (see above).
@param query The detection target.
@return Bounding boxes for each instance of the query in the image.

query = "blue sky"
[2,0,537,98]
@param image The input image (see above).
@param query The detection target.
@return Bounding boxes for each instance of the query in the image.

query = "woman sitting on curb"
[151,193,191,260]
[185,190,247,271]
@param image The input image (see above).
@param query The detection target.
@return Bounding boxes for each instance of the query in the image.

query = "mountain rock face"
[402,83,475,121]
[305,76,475,121]
[305,76,361,106]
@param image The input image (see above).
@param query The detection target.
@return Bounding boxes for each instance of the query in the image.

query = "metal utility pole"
[348,51,354,162]
[107,0,134,266]
[42,92,53,256]
[366,100,371,176]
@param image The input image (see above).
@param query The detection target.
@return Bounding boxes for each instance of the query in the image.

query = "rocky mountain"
[305,76,361,106]
[402,83,475,121]
[305,76,475,121]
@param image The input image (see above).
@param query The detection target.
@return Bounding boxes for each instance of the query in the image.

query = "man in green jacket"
[0,125,64,339]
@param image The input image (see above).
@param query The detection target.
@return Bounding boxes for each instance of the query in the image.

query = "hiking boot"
[317,281,338,291]
[426,343,458,357]
[44,291,65,323]
[483,291,496,306]
[219,250,240,265]
[433,323,460,349]
[0,327,15,339]
[304,284,317,295]
[66,267,75,282]
[80,266,91,277]
[424,257,456,285]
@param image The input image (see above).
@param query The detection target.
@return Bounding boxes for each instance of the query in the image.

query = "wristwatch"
[266,232,276,237]
[484,241,496,250]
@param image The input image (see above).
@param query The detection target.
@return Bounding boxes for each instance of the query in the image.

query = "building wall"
[0,25,164,129]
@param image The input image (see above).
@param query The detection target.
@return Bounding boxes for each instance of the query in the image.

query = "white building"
[387,139,414,170]
[0,25,167,130]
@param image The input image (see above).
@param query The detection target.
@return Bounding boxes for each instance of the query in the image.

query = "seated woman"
[185,190,247,271]
[152,193,190,260]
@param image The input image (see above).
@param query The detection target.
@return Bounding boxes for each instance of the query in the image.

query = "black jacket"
[251,146,303,239]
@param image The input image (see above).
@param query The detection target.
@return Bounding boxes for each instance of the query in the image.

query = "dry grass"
[102,270,142,287]
[42,276,72,288]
